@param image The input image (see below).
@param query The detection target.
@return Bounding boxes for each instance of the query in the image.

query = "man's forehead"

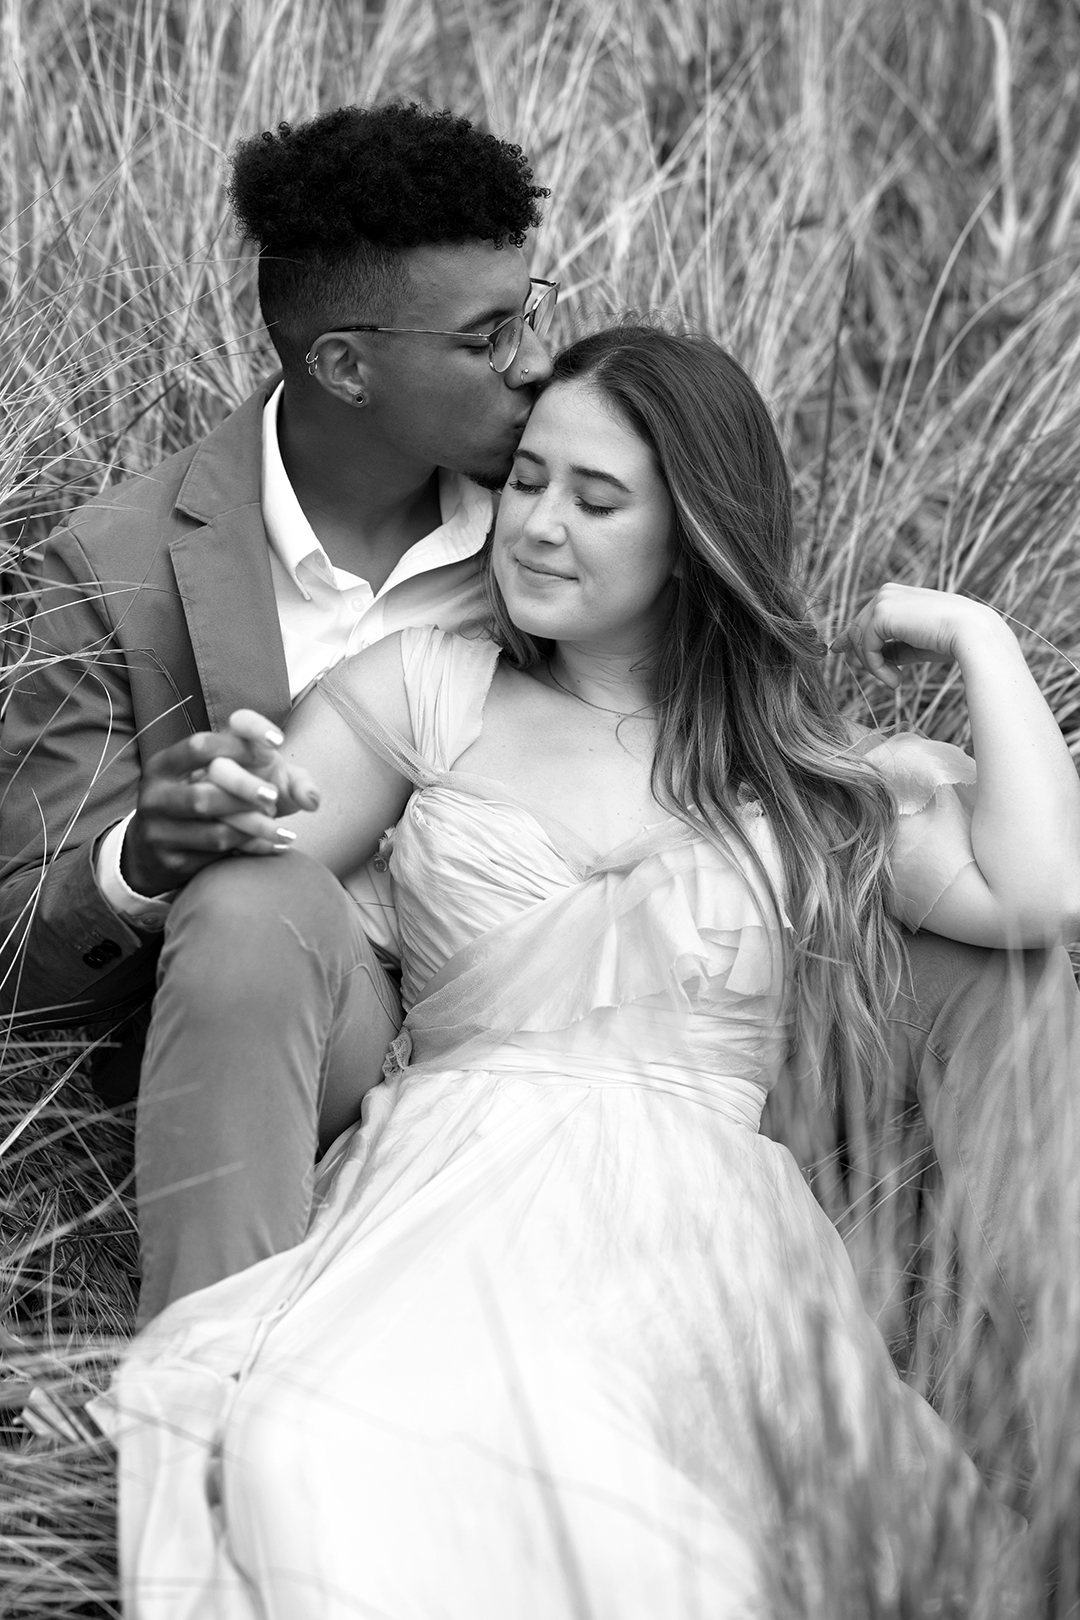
[399,240,531,325]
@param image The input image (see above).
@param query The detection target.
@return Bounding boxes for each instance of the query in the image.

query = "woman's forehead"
[520,378,647,469]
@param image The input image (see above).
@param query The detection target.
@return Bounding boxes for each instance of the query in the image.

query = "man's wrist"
[96,814,177,929]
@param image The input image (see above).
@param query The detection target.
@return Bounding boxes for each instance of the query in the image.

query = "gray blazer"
[0,382,292,1017]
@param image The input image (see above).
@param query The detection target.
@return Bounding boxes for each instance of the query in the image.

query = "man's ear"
[303,332,375,409]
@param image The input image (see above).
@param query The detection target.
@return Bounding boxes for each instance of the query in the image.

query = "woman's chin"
[501,595,566,642]
[507,612,562,643]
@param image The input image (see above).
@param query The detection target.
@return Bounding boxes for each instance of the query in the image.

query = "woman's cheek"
[490,532,517,599]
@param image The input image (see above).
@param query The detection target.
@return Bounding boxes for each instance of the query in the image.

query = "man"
[0,103,1073,1338]
[0,102,554,1318]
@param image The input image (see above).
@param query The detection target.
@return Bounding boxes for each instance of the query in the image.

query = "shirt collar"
[261,382,493,602]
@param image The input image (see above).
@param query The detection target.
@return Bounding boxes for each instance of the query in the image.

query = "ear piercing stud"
[349,390,366,407]
[520,367,530,378]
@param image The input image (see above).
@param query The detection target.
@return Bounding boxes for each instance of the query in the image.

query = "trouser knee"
[159,853,356,1005]
[897,931,1077,1056]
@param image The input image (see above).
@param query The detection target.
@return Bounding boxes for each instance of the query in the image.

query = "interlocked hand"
[121,710,320,896]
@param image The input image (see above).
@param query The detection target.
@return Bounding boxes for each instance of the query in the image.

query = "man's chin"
[463,467,510,493]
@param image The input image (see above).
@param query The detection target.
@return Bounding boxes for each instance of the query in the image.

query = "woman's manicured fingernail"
[264,725,285,746]
[274,827,297,844]
[257,783,279,805]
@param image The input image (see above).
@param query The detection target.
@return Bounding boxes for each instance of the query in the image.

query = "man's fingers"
[143,805,286,847]
[147,729,259,782]
[142,777,271,823]
[138,817,249,861]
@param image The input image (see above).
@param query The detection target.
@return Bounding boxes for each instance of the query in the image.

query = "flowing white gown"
[98,627,1020,1620]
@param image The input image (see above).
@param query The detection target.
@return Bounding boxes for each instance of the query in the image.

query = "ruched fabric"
[95,628,1016,1620]
[857,729,979,929]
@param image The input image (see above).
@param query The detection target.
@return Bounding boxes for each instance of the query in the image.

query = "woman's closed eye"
[507,479,616,517]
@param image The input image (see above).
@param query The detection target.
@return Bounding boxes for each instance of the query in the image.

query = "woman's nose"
[520,487,567,544]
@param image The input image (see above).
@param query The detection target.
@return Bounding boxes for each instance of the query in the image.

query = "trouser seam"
[888,1013,950,1069]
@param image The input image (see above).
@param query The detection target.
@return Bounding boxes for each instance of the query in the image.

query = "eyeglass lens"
[490,284,558,374]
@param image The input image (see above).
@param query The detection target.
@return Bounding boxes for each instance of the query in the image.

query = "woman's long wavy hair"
[481,323,904,1106]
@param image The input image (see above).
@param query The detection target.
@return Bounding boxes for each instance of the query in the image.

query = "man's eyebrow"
[459,294,527,331]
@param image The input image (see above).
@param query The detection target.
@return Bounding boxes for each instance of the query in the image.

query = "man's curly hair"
[229,102,548,373]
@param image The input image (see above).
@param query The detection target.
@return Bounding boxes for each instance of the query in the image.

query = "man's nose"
[505,323,554,389]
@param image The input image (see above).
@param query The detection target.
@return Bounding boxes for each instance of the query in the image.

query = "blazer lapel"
[169,509,292,734]
[167,383,292,734]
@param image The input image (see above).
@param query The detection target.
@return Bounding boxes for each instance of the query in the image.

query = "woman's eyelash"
[508,479,615,517]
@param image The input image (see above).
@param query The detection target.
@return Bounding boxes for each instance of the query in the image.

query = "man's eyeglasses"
[337,278,558,375]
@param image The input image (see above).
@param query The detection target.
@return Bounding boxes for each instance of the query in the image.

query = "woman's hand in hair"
[833,584,1004,690]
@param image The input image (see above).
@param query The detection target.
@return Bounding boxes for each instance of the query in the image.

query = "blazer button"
[82,938,123,969]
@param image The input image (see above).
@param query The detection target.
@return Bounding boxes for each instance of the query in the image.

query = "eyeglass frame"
[330,278,559,374]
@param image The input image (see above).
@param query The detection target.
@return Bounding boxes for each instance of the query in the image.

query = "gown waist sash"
[417,1042,768,1131]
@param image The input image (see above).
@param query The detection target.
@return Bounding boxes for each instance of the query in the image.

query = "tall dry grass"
[2,0,1079,1613]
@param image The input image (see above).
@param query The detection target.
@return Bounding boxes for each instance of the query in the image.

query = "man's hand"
[120,712,320,897]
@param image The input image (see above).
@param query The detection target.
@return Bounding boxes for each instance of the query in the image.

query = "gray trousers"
[134,853,1080,1329]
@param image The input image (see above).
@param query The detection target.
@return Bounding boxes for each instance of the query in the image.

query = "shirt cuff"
[96,813,177,930]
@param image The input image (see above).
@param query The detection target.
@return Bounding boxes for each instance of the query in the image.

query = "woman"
[104,327,1079,1618]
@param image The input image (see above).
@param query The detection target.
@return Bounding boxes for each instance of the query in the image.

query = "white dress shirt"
[97,382,493,952]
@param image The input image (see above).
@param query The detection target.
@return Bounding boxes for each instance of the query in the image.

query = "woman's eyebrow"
[513,448,631,495]
[570,464,631,494]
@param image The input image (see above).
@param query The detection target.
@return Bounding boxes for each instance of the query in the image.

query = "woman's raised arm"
[837,584,1080,946]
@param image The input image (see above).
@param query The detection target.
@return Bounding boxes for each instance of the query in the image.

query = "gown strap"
[317,666,440,788]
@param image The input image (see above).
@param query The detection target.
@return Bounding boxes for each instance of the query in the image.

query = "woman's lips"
[516,558,575,580]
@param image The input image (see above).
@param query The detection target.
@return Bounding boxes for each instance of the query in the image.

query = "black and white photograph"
[1,2,1079,1614]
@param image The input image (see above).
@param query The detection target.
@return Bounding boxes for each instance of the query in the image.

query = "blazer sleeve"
[0,528,160,1017]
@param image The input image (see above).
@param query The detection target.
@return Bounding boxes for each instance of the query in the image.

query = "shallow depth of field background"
[1,0,1079,1614]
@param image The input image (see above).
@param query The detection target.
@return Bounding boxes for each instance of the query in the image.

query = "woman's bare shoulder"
[311,632,412,741]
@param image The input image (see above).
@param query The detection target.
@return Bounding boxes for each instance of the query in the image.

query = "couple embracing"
[2,102,1078,1616]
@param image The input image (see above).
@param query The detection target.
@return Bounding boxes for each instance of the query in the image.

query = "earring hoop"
[305,351,319,377]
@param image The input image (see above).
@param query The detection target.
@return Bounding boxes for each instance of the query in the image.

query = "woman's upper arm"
[278,637,414,877]
[873,732,1078,946]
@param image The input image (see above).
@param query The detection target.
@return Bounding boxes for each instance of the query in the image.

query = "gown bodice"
[323,626,980,1132]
